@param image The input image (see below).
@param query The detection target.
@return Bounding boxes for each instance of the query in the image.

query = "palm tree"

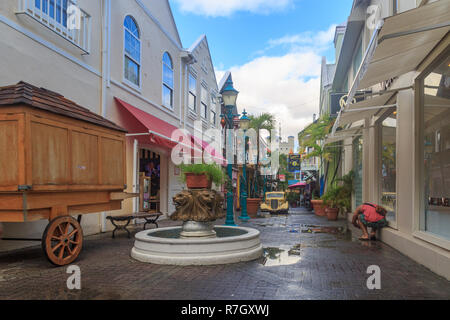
[248,113,275,197]
[298,114,337,190]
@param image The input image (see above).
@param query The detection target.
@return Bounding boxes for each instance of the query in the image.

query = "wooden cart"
[0,82,132,266]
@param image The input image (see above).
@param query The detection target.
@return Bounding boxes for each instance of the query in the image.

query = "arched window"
[124,16,140,87]
[162,52,174,108]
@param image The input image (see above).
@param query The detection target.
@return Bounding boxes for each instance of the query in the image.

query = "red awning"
[191,135,226,165]
[288,182,307,189]
[115,97,180,150]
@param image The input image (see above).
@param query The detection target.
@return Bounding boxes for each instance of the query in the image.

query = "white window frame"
[188,73,197,113]
[123,15,141,91]
[210,92,217,126]
[412,52,450,251]
[201,83,208,120]
[162,51,174,109]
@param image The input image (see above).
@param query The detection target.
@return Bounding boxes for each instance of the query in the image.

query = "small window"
[210,94,217,125]
[210,109,216,125]
[189,74,197,111]
[201,85,208,119]
[162,52,174,108]
[124,16,140,87]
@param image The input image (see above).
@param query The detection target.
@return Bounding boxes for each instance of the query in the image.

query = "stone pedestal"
[180,221,216,238]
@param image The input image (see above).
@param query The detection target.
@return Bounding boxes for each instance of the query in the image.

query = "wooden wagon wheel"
[42,216,83,266]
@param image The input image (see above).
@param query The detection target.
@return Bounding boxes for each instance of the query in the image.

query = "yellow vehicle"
[260,192,289,214]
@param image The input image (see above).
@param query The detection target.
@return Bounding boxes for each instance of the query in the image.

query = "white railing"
[17,0,91,54]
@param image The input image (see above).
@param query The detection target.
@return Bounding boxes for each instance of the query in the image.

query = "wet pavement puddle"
[260,246,302,266]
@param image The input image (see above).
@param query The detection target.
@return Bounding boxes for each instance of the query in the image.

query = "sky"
[170,0,354,144]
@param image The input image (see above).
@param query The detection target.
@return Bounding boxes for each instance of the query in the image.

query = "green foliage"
[247,112,276,198]
[321,170,354,212]
[178,163,226,186]
[298,114,336,162]
[249,113,276,133]
[286,192,298,203]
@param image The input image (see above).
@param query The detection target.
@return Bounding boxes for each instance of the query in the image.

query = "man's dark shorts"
[359,214,388,229]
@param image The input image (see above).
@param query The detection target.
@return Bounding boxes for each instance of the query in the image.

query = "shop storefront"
[416,52,450,242]
[329,2,450,279]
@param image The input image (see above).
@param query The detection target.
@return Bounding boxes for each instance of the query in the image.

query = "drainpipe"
[179,58,183,127]
[100,0,111,233]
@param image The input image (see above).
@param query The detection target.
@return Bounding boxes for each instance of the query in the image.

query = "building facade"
[0,0,222,244]
[324,0,450,279]
[279,136,295,155]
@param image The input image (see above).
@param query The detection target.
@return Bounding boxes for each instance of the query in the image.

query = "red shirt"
[361,203,385,222]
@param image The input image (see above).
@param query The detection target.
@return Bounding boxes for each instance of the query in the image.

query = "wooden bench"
[106,212,162,238]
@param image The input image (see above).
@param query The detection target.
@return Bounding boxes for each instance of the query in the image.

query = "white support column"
[362,118,371,203]
[396,88,415,233]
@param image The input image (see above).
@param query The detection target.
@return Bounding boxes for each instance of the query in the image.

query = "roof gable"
[0,82,126,132]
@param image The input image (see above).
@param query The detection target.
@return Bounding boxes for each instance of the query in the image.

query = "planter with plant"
[179,163,226,189]
[310,191,326,216]
[321,185,343,221]
[286,192,298,207]
[321,171,353,221]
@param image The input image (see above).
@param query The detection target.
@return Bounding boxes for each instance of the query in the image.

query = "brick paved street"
[0,208,449,300]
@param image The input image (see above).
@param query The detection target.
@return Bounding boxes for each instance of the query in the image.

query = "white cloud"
[266,24,337,53]
[216,25,337,143]
[270,25,335,46]
[172,0,292,17]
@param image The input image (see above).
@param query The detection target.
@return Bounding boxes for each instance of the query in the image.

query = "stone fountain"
[131,189,263,265]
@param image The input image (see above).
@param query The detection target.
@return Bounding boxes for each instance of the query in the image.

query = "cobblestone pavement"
[0,208,449,300]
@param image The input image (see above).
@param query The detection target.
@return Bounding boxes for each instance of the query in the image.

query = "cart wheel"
[42,216,83,266]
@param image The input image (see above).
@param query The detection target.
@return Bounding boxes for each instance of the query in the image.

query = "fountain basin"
[131,226,263,265]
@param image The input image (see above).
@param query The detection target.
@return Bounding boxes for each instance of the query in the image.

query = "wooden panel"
[31,121,69,185]
[0,209,49,222]
[71,131,99,185]
[101,137,125,186]
[0,120,19,187]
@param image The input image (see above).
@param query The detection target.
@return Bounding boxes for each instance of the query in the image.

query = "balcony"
[17,0,91,54]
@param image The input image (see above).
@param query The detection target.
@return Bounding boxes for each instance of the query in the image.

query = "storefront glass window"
[353,136,363,208]
[420,55,450,240]
[381,114,397,222]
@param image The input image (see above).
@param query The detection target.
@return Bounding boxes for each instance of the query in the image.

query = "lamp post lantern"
[239,109,250,221]
[220,78,239,226]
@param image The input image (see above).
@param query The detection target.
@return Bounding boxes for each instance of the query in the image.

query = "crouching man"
[352,203,388,241]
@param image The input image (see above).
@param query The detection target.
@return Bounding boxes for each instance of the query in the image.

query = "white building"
[0,0,222,248]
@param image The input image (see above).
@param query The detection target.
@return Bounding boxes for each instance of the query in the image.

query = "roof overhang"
[355,1,450,92]
[324,125,363,145]
[339,91,397,127]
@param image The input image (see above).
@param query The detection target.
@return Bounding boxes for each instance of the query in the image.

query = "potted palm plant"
[321,172,353,221]
[311,190,327,216]
[247,112,275,216]
[321,186,342,221]
[179,163,226,189]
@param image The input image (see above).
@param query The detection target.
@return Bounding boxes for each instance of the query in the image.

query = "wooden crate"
[0,82,128,222]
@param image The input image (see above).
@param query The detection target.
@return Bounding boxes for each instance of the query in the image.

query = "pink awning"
[115,97,179,150]
[288,182,307,188]
[191,135,226,165]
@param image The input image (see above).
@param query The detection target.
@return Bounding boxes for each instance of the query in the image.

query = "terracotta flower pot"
[247,198,261,218]
[326,207,339,221]
[185,173,212,189]
[311,200,327,216]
